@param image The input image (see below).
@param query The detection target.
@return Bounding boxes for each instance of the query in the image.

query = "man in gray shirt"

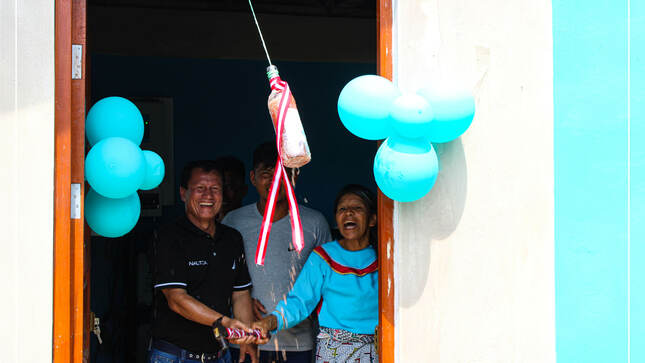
[223,142,331,363]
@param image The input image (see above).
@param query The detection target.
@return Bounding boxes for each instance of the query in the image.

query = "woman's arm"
[254,252,326,333]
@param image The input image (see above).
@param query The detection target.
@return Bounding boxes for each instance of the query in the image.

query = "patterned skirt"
[314,327,378,363]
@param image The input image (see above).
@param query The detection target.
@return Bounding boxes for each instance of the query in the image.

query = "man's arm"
[232,290,268,362]
[162,288,245,329]
[232,289,255,326]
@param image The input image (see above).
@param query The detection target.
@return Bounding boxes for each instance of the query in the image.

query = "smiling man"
[150,160,267,363]
[222,142,331,363]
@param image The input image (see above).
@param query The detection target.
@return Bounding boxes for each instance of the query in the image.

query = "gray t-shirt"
[222,203,332,351]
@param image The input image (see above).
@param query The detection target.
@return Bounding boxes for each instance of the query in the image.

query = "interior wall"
[88,6,375,62]
[393,0,555,361]
[90,55,377,224]
[0,0,55,361]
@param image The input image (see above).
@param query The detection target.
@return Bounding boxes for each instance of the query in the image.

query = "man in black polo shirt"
[150,160,267,363]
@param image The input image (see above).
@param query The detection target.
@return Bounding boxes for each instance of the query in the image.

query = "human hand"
[219,317,257,345]
[252,298,267,320]
[251,315,277,343]
[238,343,258,363]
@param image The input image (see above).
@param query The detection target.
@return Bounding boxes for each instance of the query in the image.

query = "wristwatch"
[212,317,228,349]
[212,317,224,330]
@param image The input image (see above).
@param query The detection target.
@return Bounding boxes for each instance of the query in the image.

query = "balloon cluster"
[84,97,165,237]
[338,75,475,202]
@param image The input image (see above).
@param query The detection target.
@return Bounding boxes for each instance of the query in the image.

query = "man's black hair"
[252,141,278,170]
[179,160,222,188]
[213,156,246,181]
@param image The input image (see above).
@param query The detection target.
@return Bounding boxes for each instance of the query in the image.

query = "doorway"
[54,0,394,362]
[89,1,376,362]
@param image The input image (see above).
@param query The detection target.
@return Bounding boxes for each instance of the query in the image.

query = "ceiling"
[88,0,375,18]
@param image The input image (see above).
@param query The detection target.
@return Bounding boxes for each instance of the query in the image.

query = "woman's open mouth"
[343,221,357,230]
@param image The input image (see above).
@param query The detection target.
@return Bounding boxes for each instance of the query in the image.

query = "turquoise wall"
[555,0,642,361]
[630,0,644,361]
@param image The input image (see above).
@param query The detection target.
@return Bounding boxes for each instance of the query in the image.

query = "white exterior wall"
[393,0,555,361]
[0,0,55,361]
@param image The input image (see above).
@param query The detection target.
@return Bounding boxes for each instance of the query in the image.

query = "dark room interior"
[86,1,377,361]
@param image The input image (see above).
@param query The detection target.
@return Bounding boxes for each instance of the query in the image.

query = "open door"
[55,0,393,361]
[53,0,89,362]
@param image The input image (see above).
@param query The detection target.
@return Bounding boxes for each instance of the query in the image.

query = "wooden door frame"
[54,0,88,362]
[54,0,395,361]
[377,0,395,362]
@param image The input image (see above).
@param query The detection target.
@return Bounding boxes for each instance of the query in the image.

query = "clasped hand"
[248,298,277,340]
[218,316,270,345]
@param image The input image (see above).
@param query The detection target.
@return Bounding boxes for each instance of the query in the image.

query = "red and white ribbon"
[225,327,263,340]
[255,76,305,265]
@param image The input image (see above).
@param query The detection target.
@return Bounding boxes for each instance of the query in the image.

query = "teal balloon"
[85,189,141,238]
[85,97,144,146]
[389,94,434,139]
[338,75,401,140]
[140,150,165,190]
[417,86,475,143]
[386,135,433,154]
[85,137,145,198]
[373,137,439,202]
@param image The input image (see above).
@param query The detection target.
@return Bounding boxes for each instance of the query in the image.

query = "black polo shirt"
[152,216,252,353]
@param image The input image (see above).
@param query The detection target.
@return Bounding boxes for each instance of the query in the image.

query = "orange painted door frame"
[377,0,395,362]
[54,0,88,362]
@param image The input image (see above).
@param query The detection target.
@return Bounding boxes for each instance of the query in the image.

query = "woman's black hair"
[333,184,378,255]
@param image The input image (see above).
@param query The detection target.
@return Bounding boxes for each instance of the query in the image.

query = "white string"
[248,0,273,66]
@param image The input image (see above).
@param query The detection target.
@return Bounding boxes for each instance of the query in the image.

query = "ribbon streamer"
[255,77,305,265]
[225,327,263,340]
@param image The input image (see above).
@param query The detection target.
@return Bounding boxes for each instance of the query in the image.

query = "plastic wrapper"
[267,66,311,168]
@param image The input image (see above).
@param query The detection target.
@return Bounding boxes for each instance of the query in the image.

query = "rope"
[248,0,273,66]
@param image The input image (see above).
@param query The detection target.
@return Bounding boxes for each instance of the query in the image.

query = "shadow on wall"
[397,139,467,307]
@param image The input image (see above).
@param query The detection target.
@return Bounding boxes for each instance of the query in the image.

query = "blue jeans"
[230,348,312,363]
[148,347,232,363]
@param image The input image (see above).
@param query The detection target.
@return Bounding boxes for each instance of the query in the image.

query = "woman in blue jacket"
[253,184,378,362]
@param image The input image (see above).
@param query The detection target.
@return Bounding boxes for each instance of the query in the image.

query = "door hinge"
[71,183,81,219]
[72,44,82,80]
